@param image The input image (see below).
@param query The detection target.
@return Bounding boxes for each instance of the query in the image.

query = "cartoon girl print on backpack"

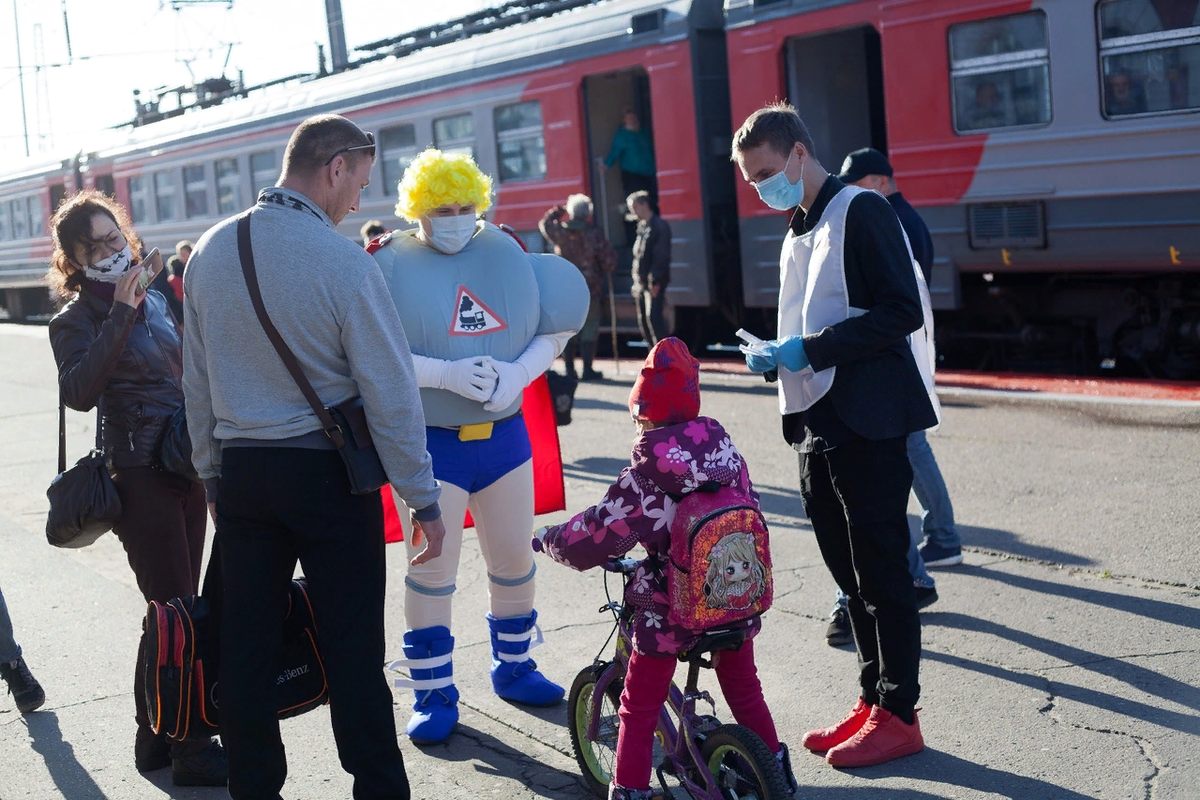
[703,532,768,611]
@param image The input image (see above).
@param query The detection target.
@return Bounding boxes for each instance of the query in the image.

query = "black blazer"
[783,177,937,448]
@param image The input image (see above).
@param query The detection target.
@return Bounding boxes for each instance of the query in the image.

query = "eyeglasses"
[324,131,376,165]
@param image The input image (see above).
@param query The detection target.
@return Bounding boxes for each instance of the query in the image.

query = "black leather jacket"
[49,285,185,470]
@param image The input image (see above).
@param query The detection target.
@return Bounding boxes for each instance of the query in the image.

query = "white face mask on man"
[428,215,478,254]
[82,244,135,283]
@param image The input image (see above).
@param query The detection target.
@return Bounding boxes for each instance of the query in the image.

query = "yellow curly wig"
[395,149,493,222]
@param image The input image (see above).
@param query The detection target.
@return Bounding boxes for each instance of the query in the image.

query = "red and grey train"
[0,0,1197,375]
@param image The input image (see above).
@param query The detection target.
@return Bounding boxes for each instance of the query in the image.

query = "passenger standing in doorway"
[732,103,938,768]
[604,108,657,211]
[815,147,963,646]
[628,191,671,347]
[183,114,443,800]
[539,195,617,380]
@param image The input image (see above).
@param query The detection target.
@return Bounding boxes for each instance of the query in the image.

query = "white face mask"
[428,214,478,254]
[82,244,134,283]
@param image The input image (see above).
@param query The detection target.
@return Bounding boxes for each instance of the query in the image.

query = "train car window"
[154,170,180,222]
[29,196,43,237]
[949,11,1052,133]
[184,165,209,219]
[380,124,418,194]
[10,198,28,240]
[1098,0,1200,118]
[215,158,241,214]
[95,174,116,199]
[494,101,546,183]
[250,150,277,197]
[434,113,476,160]
[0,202,8,241]
[128,176,149,224]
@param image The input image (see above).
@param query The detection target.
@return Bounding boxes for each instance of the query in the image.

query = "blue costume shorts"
[426,416,532,494]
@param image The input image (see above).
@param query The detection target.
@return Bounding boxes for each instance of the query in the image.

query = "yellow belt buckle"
[458,421,494,442]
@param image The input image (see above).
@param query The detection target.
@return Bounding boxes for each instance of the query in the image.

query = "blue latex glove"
[773,336,809,372]
[745,336,809,374]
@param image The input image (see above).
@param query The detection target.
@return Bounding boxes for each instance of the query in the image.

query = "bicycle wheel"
[699,724,791,800]
[568,663,625,798]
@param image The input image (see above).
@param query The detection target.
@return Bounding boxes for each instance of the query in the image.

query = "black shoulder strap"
[235,211,345,448]
[57,394,66,475]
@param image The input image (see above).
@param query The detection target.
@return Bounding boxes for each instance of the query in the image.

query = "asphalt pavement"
[1,323,1197,800]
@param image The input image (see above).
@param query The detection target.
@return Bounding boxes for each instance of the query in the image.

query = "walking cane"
[595,157,620,375]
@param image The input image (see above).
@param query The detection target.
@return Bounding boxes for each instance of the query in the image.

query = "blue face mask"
[754,151,803,211]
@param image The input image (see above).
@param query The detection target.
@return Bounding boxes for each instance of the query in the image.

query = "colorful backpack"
[666,483,773,631]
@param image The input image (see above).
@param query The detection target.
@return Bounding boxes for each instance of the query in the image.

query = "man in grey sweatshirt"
[183,114,442,800]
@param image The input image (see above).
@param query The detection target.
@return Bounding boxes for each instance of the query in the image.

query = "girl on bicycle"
[534,337,798,800]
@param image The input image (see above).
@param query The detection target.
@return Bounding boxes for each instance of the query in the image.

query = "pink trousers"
[613,640,780,790]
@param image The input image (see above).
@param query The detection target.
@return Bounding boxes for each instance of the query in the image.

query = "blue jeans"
[0,583,21,663]
[834,431,956,609]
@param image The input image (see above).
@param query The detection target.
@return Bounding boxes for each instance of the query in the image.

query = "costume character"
[370,149,589,744]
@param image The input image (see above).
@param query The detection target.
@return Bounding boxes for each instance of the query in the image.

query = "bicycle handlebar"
[603,558,641,575]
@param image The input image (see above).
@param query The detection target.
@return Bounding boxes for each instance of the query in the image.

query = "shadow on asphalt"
[924,615,1200,735]
[572,396,631,413]
[959,524,1094,566]
[416,722,583,798]
[23,711,113,800]
[820,747,1103,799]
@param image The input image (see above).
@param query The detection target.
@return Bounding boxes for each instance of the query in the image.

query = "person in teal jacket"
[604,109,658,219]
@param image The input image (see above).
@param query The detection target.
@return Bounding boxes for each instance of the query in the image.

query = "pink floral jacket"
[540,416,762,657]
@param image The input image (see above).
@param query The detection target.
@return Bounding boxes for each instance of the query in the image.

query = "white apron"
[777,186,940,426]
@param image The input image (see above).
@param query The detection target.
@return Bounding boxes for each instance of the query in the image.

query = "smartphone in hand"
[137,248,162,291]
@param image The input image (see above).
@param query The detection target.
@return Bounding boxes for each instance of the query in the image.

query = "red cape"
[382,373,565,542]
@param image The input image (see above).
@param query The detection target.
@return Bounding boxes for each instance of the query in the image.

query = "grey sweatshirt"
[182,187,440,513]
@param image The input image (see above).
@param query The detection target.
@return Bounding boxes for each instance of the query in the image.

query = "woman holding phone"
[46,190,226,787]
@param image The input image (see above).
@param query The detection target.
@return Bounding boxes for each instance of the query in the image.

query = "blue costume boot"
[393,626,458,744]
[487,610,565,706]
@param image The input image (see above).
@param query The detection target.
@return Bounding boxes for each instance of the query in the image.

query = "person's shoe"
[914,586,939,610]
[0,656,45,714]
[171,738,228,787]
[825,706,924,768]
[563,364,579,381]
[134,725,171,773]
[824,605,854,647]
[581,368,604,382]
[801,697,873,752]
[394,626,459,744]
[775,742,799,795]
[918,541,963,568]
[488,611,565,706]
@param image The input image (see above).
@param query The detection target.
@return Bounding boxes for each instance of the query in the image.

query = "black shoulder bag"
[235,211,387,495]
[45,396,123,547]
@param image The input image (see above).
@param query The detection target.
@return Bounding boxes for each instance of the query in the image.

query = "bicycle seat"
[679,628,746,661]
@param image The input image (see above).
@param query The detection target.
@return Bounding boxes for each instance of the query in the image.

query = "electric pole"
[12,0,30,157]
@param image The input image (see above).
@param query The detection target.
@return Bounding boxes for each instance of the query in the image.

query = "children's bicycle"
[567,558,792,800]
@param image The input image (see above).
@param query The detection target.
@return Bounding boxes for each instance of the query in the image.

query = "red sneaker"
[800,697,873,752]
[825,706,924,768]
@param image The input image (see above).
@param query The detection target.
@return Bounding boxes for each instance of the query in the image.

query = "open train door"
[784,25,888,177]
[581,69,658,348]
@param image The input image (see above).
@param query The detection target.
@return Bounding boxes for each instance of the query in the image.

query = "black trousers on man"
[799,436,921,720]
[634,286,669,347]
[217,447,410,800]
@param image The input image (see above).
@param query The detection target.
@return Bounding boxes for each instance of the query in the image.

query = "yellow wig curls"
[395,149,493,222]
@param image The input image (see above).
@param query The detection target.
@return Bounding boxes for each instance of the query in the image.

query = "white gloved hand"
[484,358,530,412]
[441,356,498,403]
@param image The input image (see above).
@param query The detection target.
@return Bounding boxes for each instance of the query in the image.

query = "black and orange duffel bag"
[142,541,328,741]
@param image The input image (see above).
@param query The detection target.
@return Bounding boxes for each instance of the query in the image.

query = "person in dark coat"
[46,190,224,786]
[627,190,671,346]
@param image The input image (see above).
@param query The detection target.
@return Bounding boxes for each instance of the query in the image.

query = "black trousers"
[217,448,409,800]
[111,467,207,735]
[799,436,921,718]
[634,287,669,347]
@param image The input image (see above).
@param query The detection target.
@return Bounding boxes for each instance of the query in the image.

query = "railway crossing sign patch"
[449,286,507,336]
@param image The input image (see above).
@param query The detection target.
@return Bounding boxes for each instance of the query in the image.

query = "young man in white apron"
[732,103,939,769]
